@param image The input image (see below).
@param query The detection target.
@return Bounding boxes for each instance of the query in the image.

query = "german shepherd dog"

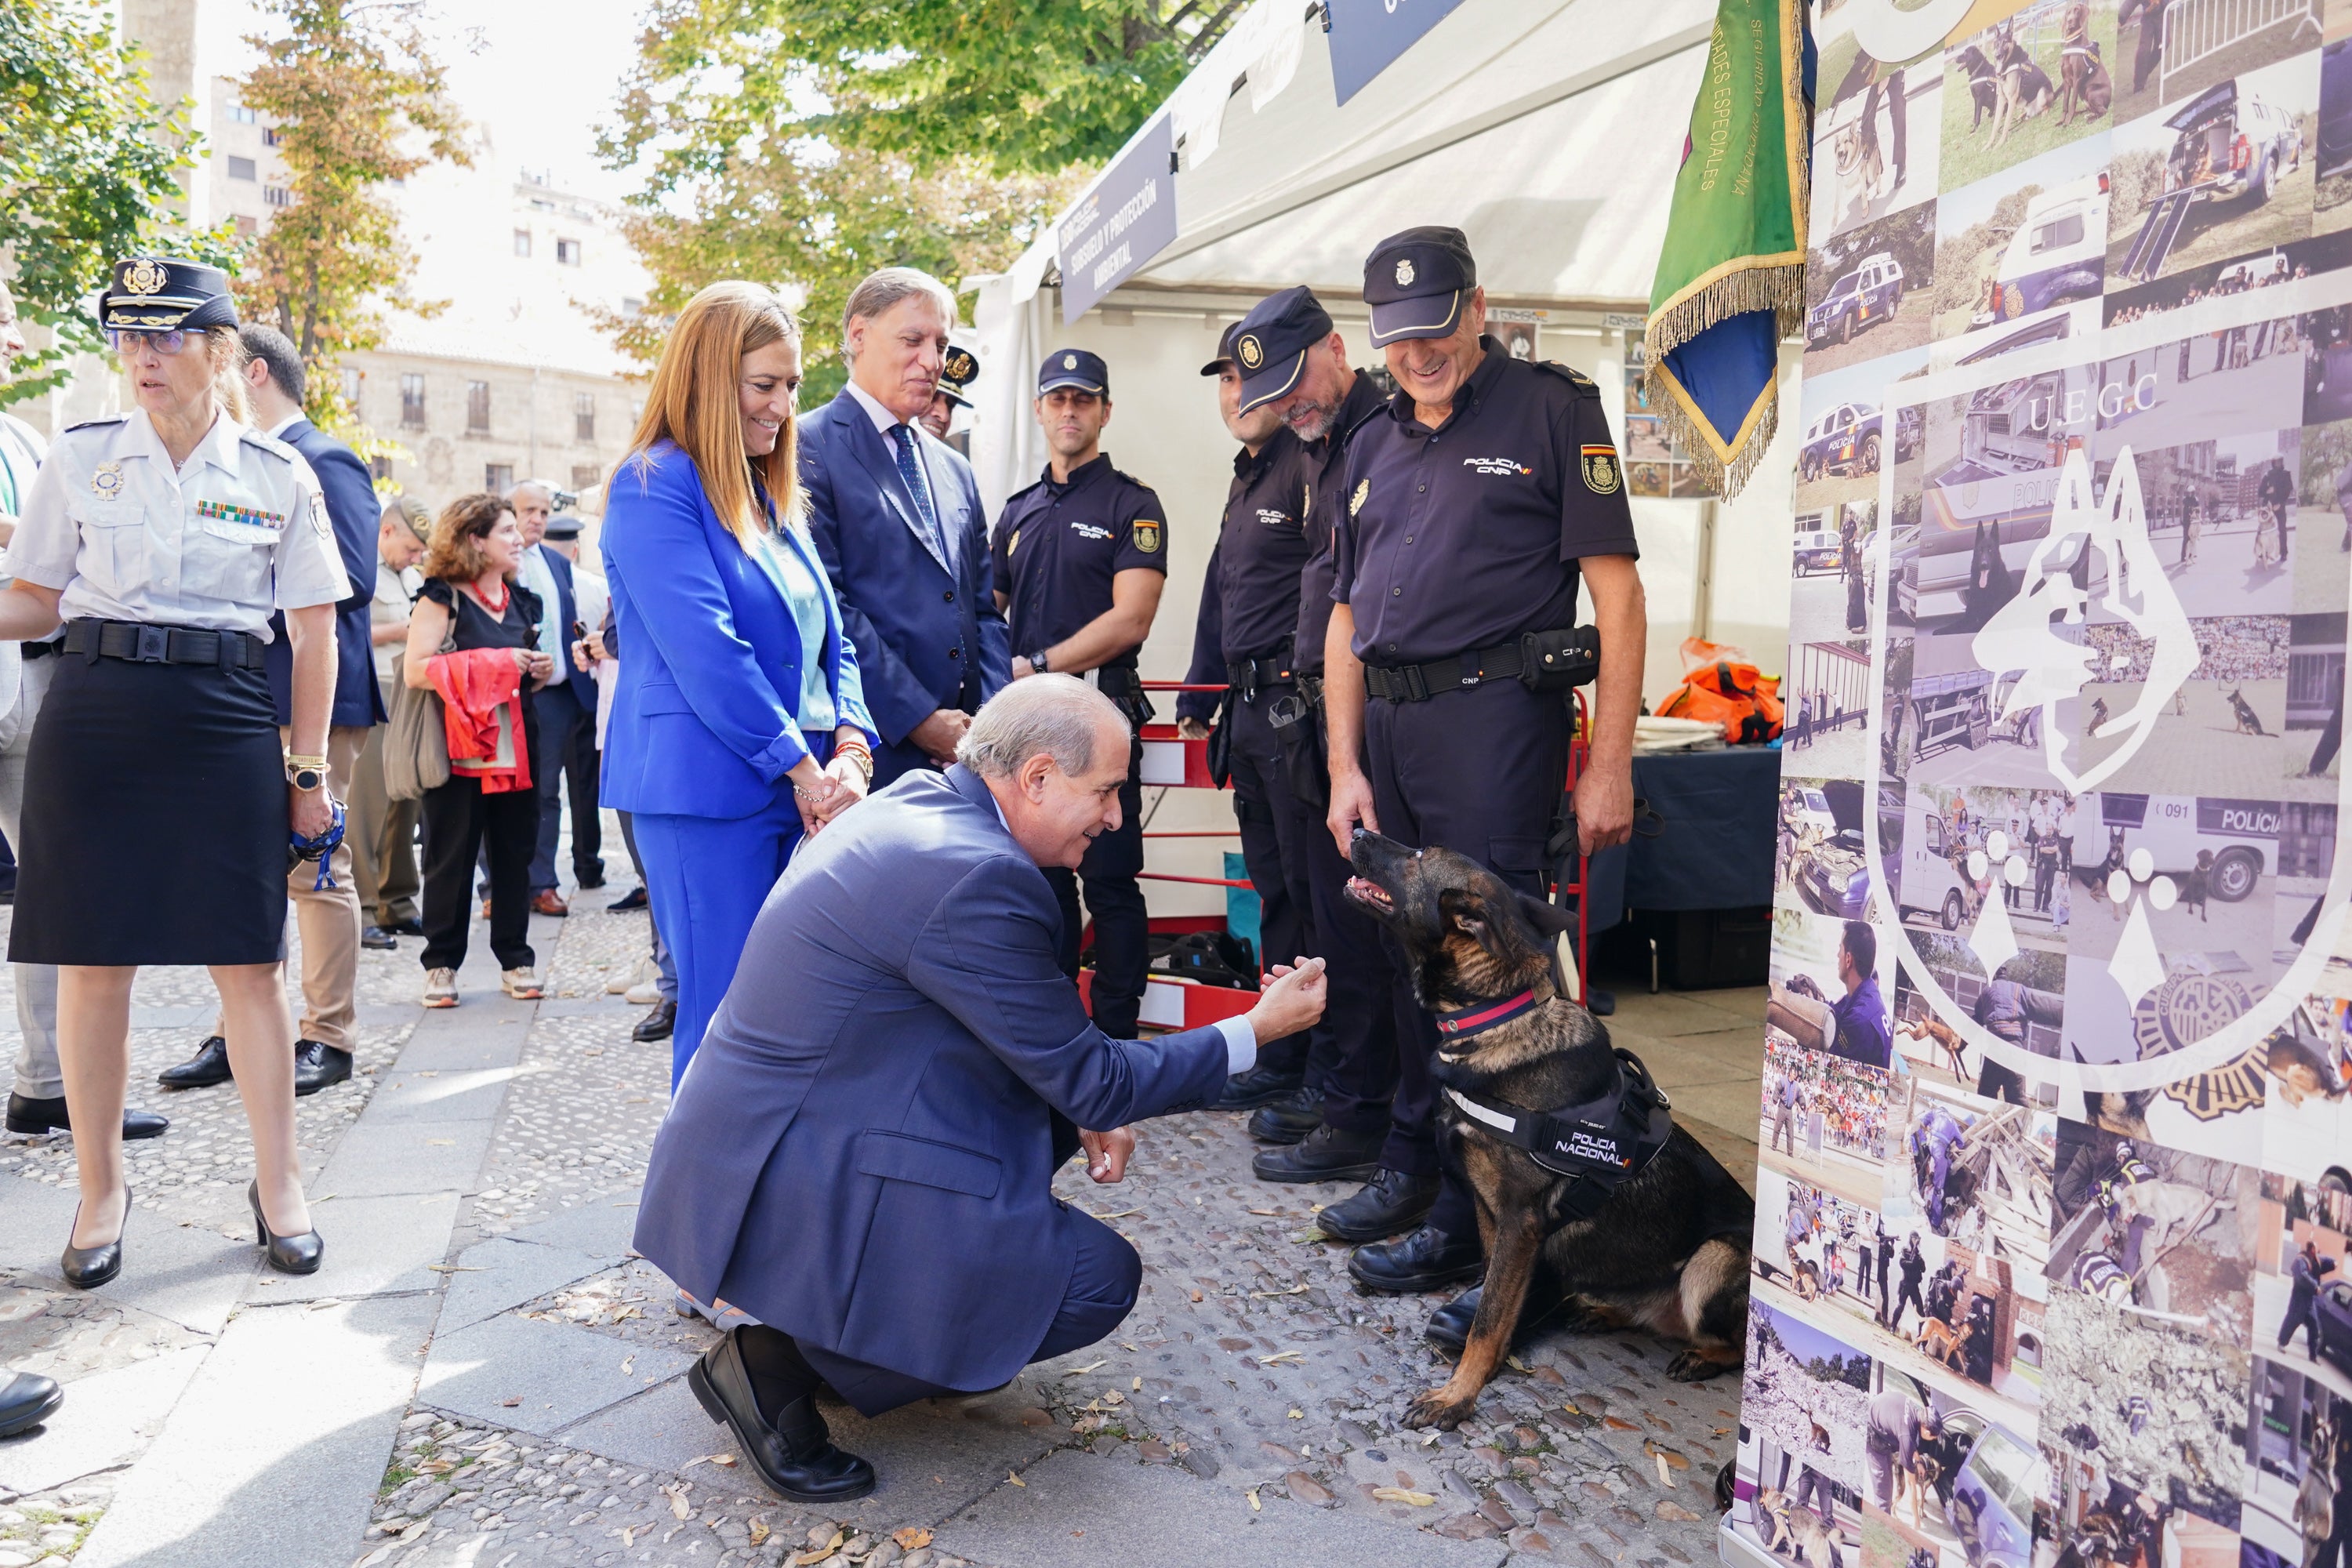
[1991,22,2057,149]
[2056,2,2113,125]
[1344,833,1753,1429]
[2230,688,2271,735]
[1898,1015,1971,1081]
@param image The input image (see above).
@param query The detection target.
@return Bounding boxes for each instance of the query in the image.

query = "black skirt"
[10,651,289,966]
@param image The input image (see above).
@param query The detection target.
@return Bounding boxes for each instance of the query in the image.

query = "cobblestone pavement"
[0,831,1767,1568]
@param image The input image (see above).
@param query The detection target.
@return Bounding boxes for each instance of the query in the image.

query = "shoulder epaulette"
[64,415,130,433]
[1532,361,1599,394]
[238,426,298,461]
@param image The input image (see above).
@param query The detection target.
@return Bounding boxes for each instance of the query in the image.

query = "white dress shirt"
[845,379,950,564]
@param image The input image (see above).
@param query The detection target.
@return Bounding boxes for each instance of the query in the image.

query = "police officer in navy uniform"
[1177,321,1324,1128]
[1323,228,1646,1323]
[990,349,1166,1039]
[920,345,978,452]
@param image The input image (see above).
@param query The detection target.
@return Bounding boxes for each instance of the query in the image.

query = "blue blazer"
[598,440,877,818]
[264,417,385,728]
[634,764,1231,1393]
[800,390,1010,778]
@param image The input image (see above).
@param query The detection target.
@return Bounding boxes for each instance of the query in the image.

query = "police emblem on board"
[1350,479,1370,516]
[1396,258,1415,287]
[122,259,168,296]
[1579,445,1621,495]
[1237,335,1262,370]
[90,462,125,499]
[1132,519,1162,554]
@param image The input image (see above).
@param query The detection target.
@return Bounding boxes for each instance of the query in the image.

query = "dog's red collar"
[1433,989,1541,1039]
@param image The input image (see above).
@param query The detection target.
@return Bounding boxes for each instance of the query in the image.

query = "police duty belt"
[1363,625,1599,702]
[1438,1035,1675,1230]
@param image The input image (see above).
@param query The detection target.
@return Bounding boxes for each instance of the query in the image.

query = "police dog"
[2230,688,2271,735]
[1344,833,1753,1429]
[1898,1015,1971,1081]
[2056,3,2112,126]
[1991,24,2057,149]
[1757,1486,1844,1568]
[1953,45,2003,134]
[1833,115,1886,227]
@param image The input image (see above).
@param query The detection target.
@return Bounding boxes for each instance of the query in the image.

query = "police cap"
[1037,347,1109,397]
[100,256,240,334]
[543,512,583,542]
[1362,227,1476,347]
[1232,285,1334,414]
[1200,321,1244,378]
[938,343,981,408]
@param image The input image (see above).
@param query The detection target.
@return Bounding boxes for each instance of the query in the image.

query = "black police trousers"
[1363,677,1570,1240]
[1229,689,1398,1137]
[1048,731,1149,1039]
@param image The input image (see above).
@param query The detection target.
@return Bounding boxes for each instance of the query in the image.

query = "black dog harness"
[1437,1032,1676,1229]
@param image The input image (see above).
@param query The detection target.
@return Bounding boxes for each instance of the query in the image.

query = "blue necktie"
[891,425,949,567]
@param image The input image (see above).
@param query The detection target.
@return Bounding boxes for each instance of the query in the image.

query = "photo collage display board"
[1746,8,2352,1568]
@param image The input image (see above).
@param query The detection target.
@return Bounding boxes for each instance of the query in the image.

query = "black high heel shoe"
[248,1180,324,1275]
[61,1192,128,1290]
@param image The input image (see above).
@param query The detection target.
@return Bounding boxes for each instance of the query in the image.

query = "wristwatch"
[286,757,328,792]
[1026,649,1051,675]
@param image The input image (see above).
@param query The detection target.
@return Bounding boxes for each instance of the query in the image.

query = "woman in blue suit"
[601,281,878,1087]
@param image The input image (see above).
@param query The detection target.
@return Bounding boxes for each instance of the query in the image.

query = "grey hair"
[507,478,554,505]
[840,267,958,364]
[956,675,1130,780]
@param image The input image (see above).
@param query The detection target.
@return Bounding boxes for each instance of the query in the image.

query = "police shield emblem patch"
[122,259,167,296]
[1350,479,1370,516]
[1396,258,1415,287]
[1579,445,1621,494]
[89,462,125,499]
[1237,335,1262,370]
[1131,520,1162,554]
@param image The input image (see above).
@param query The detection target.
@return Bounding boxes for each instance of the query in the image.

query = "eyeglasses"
[104,328,194,357]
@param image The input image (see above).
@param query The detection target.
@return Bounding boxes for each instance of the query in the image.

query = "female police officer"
[0,259,348,1285]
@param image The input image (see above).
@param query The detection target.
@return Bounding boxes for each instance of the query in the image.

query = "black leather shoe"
[361,925,398,951]
[632,998,677,1042]
[1254,1123,1385,1184]
[0,1370,64,1436]
[385,917,426,937]
[1214,1063,1303,1111]
[1423,1279,1573,1353]
[608,887,650,912]
[6,1093,169,1140]
[1247,1086,1324,1144]
[61,1194,127,1290]
[158,1036,233,1090]
[1348,1224,1484,1294]
[249,1180,324,1275]
[293,1040,354,1097]
[1316,1168,1439,1243]
[576,866,607,890]
[688,1327,875,1504]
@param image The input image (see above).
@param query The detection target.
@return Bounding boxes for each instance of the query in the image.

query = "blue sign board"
[1056,114,1178,325]
[1326,0,1470,104]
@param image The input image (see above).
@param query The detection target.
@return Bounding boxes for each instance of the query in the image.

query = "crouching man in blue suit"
[635,676,1327,1502]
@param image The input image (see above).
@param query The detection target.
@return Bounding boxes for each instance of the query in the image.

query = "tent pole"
[1693,497,1717,644]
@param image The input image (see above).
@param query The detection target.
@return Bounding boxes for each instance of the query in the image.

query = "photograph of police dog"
[2049,1116,2259,1339]
[1341,833,1754,1428]
[1732,1301,1871,1568]
[2044,1457,2241,1568]
[1939,0,2119,191]
[2237,1361,2349,1568]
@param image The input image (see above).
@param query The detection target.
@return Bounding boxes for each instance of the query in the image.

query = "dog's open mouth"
[1345,876,1396,914]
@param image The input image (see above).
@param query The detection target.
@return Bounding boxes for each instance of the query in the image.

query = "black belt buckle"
[1399,663,1428,702]
[134,626,170,664]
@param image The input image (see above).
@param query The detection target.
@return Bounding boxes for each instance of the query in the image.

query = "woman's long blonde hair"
[624,281,802,551]
[205,326,250,425]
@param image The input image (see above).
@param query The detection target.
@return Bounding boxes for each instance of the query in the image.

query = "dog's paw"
[1555,1300,1619,1334]
[1667,1349,1735,1382]
[1404,1388,1476,1430]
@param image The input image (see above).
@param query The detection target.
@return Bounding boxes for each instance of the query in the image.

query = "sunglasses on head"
[104,328,196,356]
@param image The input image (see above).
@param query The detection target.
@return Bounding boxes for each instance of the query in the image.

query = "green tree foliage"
[1932,185,2046,322]
[234,0,469,438]
[0,0,235,405]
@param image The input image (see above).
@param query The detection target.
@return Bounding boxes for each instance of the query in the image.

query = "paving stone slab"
[243,1190,463,1305]
[502,1198,641,1258]
[419,1313,693,1436]
[437,1236,615,1334]
[313,1118,495,1200]
[74,1213,260,1336]
[74,1293,439,1568]
[935,1446,1511,1568]
[359,1064,521,1124]
[376,1025,528,1074]
[0,1343,207,1495]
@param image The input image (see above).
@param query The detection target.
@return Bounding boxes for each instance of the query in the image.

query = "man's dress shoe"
[6,1093,169,1139]
[158,1036,233,1089]
[293,1040,354,1097]
[688,1327,873,1504]
[1213,1063,1302,1111]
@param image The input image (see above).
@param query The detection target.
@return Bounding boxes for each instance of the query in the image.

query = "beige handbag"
[382,644,452,801]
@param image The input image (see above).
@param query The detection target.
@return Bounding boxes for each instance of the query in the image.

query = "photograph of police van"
[1805,201,1938,373]
[1933,298,2101,374]
[1801,402,1887,481]
[2107,56,2321,286]
[1971,174,2111,330]
[1908,434,2071,637]
[1931,133,2116,346]
[1810,252,1907,348]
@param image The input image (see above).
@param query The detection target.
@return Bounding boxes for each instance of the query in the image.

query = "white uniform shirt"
[12,408,350,640]
[371,559,422,686]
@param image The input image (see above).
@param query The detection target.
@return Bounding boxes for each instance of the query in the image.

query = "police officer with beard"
[1323,228,1646,1332]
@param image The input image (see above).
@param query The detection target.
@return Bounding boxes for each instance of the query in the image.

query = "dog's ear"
[1515,892,1577,939]
[1439,887,1501,949]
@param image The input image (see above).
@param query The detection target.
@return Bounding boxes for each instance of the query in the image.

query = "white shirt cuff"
[1215,1014,1257,1076]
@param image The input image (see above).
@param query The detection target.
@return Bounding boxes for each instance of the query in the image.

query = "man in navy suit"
[510,480,598,915]
[158,325,381,1097]
[636,677,1326,1502]
[801,267,1010,787]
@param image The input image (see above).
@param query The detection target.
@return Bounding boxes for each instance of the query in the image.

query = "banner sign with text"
[1056,114,1178,325]
[1323,0,1470,105]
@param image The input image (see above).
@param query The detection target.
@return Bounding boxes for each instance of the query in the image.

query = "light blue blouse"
[758,528,837,732]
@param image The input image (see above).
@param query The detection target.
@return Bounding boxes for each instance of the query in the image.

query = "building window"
[369,456,393,483]
[263,126,283,147]
[573,393,595,442]
[485,463,514,493]
[513,229,532,258]
[621,296,644,319]
[263,185,293,208]
[227,100,257,125]
[234,215,259,238]
[571,464,601,492]
[340,366,361,409]
[466,381,490,434]
[555,238,582,267]
[227,156,256,182]
[400,373,426,430]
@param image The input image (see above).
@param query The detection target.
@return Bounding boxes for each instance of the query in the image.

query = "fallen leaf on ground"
[1247,1488,1261,1512]
[619,1355,635,1374]
[1506,1355,1531,1373]
[426,1265,485,1274]
[666,1487,689,1520]
[1260,1350,1304,1365]
[1062,1359,1106,1376]
[1373,1487,1436,1506]
[892,1526,933,1549]
[615,1527,635,1548]
[748,1518,770,1547]
[1250,1284,1309,1299]
[1007,1471,1026,1487]
[1656,1452,1673,1487]
[1088,1208,1140,1220]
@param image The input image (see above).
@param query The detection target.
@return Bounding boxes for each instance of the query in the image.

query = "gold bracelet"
[284,752,328,769]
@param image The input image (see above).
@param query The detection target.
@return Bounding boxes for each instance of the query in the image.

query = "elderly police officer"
[989,349,1167,1039]
[1324,228,1645,1316]
[1178,321,1323,1127]
[2,258,346,1284]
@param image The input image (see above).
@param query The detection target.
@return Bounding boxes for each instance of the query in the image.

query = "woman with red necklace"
[402,492,557,1006]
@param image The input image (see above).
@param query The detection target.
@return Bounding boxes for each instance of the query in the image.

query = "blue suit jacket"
[521,541,592,711]
[800,390,1009,779]
[634,764,1231,1392]
[598,440,877,818]
[265,418,384,728]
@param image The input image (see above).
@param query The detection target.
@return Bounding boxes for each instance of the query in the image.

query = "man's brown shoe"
[530,890,569,916]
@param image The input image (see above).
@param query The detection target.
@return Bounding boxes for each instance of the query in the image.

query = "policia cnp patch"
[1131,519,1162,554]
[1580,445,1622,495]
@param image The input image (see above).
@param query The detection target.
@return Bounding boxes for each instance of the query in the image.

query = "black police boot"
[158,1036,233,1090]
[633,998,677,1042]
[1247,1086,1323,1144]
[1254,1123,1385,1185]
[5,1094,169,1140]
[1348,1224,1484,1294]
[1315,1167,1439,1243]
[1423,1277,1573,1354]
[688,1326,874,1504]
[1214,1062,1303,1111]
[293,1040,354,1097]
